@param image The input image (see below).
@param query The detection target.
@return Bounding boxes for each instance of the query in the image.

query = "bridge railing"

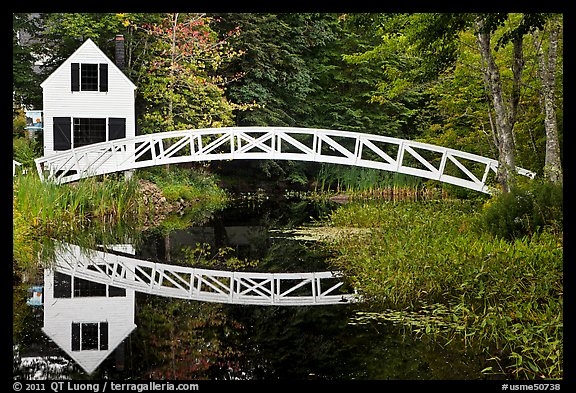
[52,243,357,306]
[35,127,536,194]
[13,160,22,176]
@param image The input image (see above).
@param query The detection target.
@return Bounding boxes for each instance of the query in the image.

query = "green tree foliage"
[210,13,422,183]
[13,13,46,109]
[338,13,436,139]
[39,13,130,69]
[134,13,250,133]
[209,13,341,181]
[13,12,562,192]
[212,13,329,127]
[423,29,503,159]
[341,13,561,191]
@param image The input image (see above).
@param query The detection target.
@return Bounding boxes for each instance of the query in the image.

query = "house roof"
[40,38,136,90]
[42,323,136,375]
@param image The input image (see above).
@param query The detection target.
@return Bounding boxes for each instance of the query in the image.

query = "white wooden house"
[40,37,136,158]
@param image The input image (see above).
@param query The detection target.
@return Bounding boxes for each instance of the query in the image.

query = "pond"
[13,195,491,380]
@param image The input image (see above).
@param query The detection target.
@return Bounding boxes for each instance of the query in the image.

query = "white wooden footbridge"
[34,127,535,194]
[52,243,357,306]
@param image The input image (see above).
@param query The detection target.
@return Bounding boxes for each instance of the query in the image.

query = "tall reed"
[13,173,144,236]
[314,164,447,200]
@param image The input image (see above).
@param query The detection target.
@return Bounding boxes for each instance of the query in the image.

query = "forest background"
[13,12,563,194]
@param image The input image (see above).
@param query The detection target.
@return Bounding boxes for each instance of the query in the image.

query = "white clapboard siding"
[41,38,136,175]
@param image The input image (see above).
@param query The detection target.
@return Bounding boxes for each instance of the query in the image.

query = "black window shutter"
[53,272,72,298]
[71,323,80,351]
[71,63,80,91]
[99,63,108,92]
[99,322,109,350]
[53,117,72,150]
[108,118,126,140]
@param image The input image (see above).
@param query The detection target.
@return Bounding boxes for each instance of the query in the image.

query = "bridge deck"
[34,127,535,194]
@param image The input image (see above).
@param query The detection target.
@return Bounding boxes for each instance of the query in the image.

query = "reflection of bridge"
[53,243,357,306]
[35,127,535,194]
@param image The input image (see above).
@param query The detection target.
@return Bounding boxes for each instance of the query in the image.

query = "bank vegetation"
[324,181,562,379]
[12,165,228,276]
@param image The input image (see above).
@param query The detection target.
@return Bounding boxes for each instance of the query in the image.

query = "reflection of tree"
[13,282,77,379]
[228,305,355,379]
[260,237,334,273]
[211,210,229,251]
[127,196,352,378]
[133,295,245,379]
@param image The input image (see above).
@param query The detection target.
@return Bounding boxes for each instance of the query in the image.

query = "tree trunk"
[163,13,179,173]
[510,35,524,131]
[535,16,562,184]
[476,18,517,193]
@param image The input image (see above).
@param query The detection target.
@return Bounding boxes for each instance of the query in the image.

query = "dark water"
[13,196,490,380]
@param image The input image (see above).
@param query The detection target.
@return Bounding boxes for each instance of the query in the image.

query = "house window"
[74,277,107,297]
[54,272,72,298]
[109,118,126,140]
[109,285,127,297]
[73,118,106,147]
[71,322,109,351]
[53,272,126,298]
[71,63,108,92]
[53,117,126,150]
[81,64,98,91]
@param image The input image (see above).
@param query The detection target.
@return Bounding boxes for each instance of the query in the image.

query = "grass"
[138,165,228,204]
[12,173,146,278]
[324,199,563,379]
[313,163,451,201]
[13,173,144,233]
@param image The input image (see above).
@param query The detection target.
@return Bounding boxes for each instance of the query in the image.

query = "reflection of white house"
[42,267,136,375]
[40,36,136,158]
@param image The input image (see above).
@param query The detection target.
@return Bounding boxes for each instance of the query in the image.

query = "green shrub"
[480,181,562,240]
[139,165,227,204]
[13,137,42,168]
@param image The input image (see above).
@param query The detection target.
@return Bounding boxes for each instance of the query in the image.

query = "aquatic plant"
[325,199,562,379]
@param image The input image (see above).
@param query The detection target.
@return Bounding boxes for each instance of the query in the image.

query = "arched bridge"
[35,127,535,194]
[52,243,357,306]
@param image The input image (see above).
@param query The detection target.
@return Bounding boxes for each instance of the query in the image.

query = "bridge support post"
[124,169,135,181]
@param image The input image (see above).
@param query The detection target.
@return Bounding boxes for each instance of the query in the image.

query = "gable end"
[40,39,136,90]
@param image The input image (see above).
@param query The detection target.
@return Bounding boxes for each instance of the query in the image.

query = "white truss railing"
[35,127,535,194]
[13,160,22,176]
[52,243,358,306]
